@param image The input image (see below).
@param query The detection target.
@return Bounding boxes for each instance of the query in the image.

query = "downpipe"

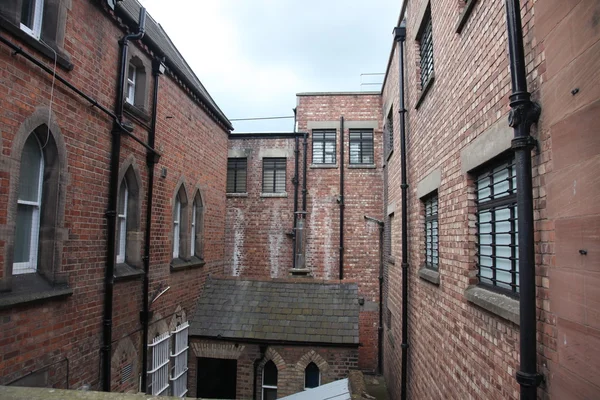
[504,1,543,398]
[339,116,345,280]
[365,216,385,374]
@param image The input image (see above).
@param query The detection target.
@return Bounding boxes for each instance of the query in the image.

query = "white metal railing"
[170,321,189,398]
[148,332,171,396]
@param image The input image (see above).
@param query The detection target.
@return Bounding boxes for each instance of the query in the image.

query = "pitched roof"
[116,1,232,130]
[190,278,360,346]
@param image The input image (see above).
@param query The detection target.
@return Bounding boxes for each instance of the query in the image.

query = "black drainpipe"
[292,109,299,269]
[394,21,410,400]
[364,216,384,374]
[504,1,542,398]
[338,116,345,280]
[302,132,308,212]
[102,7,146,392]
[140,57,164,394]
[252,345,267,400]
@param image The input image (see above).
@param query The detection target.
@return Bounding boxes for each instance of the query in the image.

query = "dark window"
[227,158,247,193]
[349,129,374,165]
[262,360,277,400]
[476,157,518,294]
[262,158,286,193]
[424,193,438,270]
[191,191,204,259]
[418,8,434,89]
[304,362,320,389]
[385,109,394,156]
[312,129,336,164]
[197,357,237,399]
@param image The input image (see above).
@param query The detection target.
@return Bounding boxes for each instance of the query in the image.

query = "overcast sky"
[138,0,400,132]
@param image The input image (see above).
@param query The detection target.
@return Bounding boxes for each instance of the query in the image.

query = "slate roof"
[116,1,232,130]
[190,278,360,345]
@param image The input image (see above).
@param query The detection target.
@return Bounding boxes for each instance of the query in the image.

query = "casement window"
[262,158,286,193]
[116,180,128,264]
[227,158,247,193]
[20,0,44,39]
[349,129,374,164]
[476,157,518,294]
[418,8,435,89]
[124,57,148,110]
[262,360,278,400]
[190,192,204,259]
[312,129,336,164]
[126,63,136,105]
[304,362,320,389]
[13,134,44,274]
[424,193,439,270]
[173,195,182,259]
[385,109,394,156]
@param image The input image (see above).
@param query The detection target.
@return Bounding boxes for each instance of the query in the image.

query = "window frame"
[116,180,128,264]
[19,0,44,39]
[312,129,337,165]
[475,156,519,296]
[190,191,204,260]
[173,195,182,259]
[385,109,394,158]
[126,63,137,105]
[417,7,434,90]
[423,192,439,271]
[262,158,286,194]
[349,129,374,165]
[226,158,247,193]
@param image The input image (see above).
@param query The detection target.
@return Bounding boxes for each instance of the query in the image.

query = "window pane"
[263,388,277,400]
[118,181,127,214]
[305,363,320,388]
[19,134,43,202]
[263,361,277,386]
[14,204,34,263]
[20,0,35,28]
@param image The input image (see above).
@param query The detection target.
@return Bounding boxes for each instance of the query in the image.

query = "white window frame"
[14,135,44,274]
[20,0,44,39]
[190,201,196,257]
[148,332,171,396]
[173,197,181,259]
[170,322,189,398]
[126,64,136,105]
[116,180,128,264]
[262,362,277,400]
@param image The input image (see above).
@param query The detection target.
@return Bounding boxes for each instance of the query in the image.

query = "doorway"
[196,357,237,399]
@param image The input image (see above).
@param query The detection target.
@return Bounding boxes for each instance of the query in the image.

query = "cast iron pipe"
[339,116,345,280]
[394,22,410,400]
[302,132,308,212]
[292,109,299,269]
[140,57,163,394]
[252,345,267,400]
[365,216,385,374]
[504,1,542,398]
[102,7,146,392]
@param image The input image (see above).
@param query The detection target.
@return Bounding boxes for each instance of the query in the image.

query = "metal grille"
[262,158,286,193]
[424,193,438,270]
[170,322,189,398]
[148,332,171,396]
[312,129,336,164]
[419,11,434,89]
[349,129,374,164]
[227,158,247,193]
[121,363,133,384]
[385,110,394,155]
[476,157,518,294]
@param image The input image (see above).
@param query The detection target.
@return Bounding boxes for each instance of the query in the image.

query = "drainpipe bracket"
[147,151,161,164]
[400,184,409,189]
[511,136,537,151]
[515,370,543,387]
[400,343,409,349]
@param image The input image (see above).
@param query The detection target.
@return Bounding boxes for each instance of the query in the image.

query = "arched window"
[262,360,277,400]
[304,362,320,389]
[173,193,182,259]
[116,180,128,264]
[190,191,204,259]
[114,162,142,270]
[14,133,44,274]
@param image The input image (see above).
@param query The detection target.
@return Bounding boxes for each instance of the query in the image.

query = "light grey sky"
[138,0,400,132]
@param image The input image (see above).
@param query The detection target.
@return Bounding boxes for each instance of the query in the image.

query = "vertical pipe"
[102,8,146,392]
[339,116,345,280]
[377,221,384,374]
[504,1,542,398]
[302,133,308,212]
[293,108,299,269]
[394,22,409,400]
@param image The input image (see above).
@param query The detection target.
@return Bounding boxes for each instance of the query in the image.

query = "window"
[262,360,277,400]
[190,192,204,259]
[262,158,286,193]
[116,180,128,264]
[418,7,434,89]
[173,195,182,259]
[126,63,136,105]
[312,129,336,164]
[385,109,394,156]
[227,158,247,193]
[13,134,43,274]
[349,129,374,164]
[124,57,148,110]
[424,193,438,270]
[304,362,320,389]
[20,0,44,39]
[476,157,518,294]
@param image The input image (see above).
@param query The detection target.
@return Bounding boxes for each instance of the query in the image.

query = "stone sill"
[456,0,478,33]
[289,268,311,276]
[0,274,73,310]
[418,266,440,285]
[114,263,144,282]
[123,102,151,123]
[310,164,338,169]
[170,257,205,272]
[260,192,288,198]
[465,285,520,325]
[386,149,394,163]
[415,74,435,110]
[348,164,376,169]
[227,192,248,198]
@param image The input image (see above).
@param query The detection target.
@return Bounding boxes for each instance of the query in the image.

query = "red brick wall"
[0,0,228,391]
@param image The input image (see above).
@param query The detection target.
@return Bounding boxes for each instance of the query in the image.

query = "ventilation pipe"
[504,1,542,398]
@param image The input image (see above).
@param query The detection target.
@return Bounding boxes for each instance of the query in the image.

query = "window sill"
[114,263,144,282]
[0,18,73,70]
[348,164,376,169]
[386,149,394,163]
[170,257,205,272]
[415,74,435,110]
[227,192,248,198]
[386,255,396,265]
[0,274,73,310]
[464,285,520,325]
[456,0,478,34]
[260,192,288,198]
[124,102,151,123]
[290,268,311,276]
[418,266,440,285]
[310,164,338,169]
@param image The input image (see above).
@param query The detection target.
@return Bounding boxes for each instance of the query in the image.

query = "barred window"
[349,129,374,165]
[227,158,247,193]
[262,158,286,193]
[312,129,336,164]
[418,8,434,89]
[385,109,394,156]
[476,157,518,294]
[424,193,438,270]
